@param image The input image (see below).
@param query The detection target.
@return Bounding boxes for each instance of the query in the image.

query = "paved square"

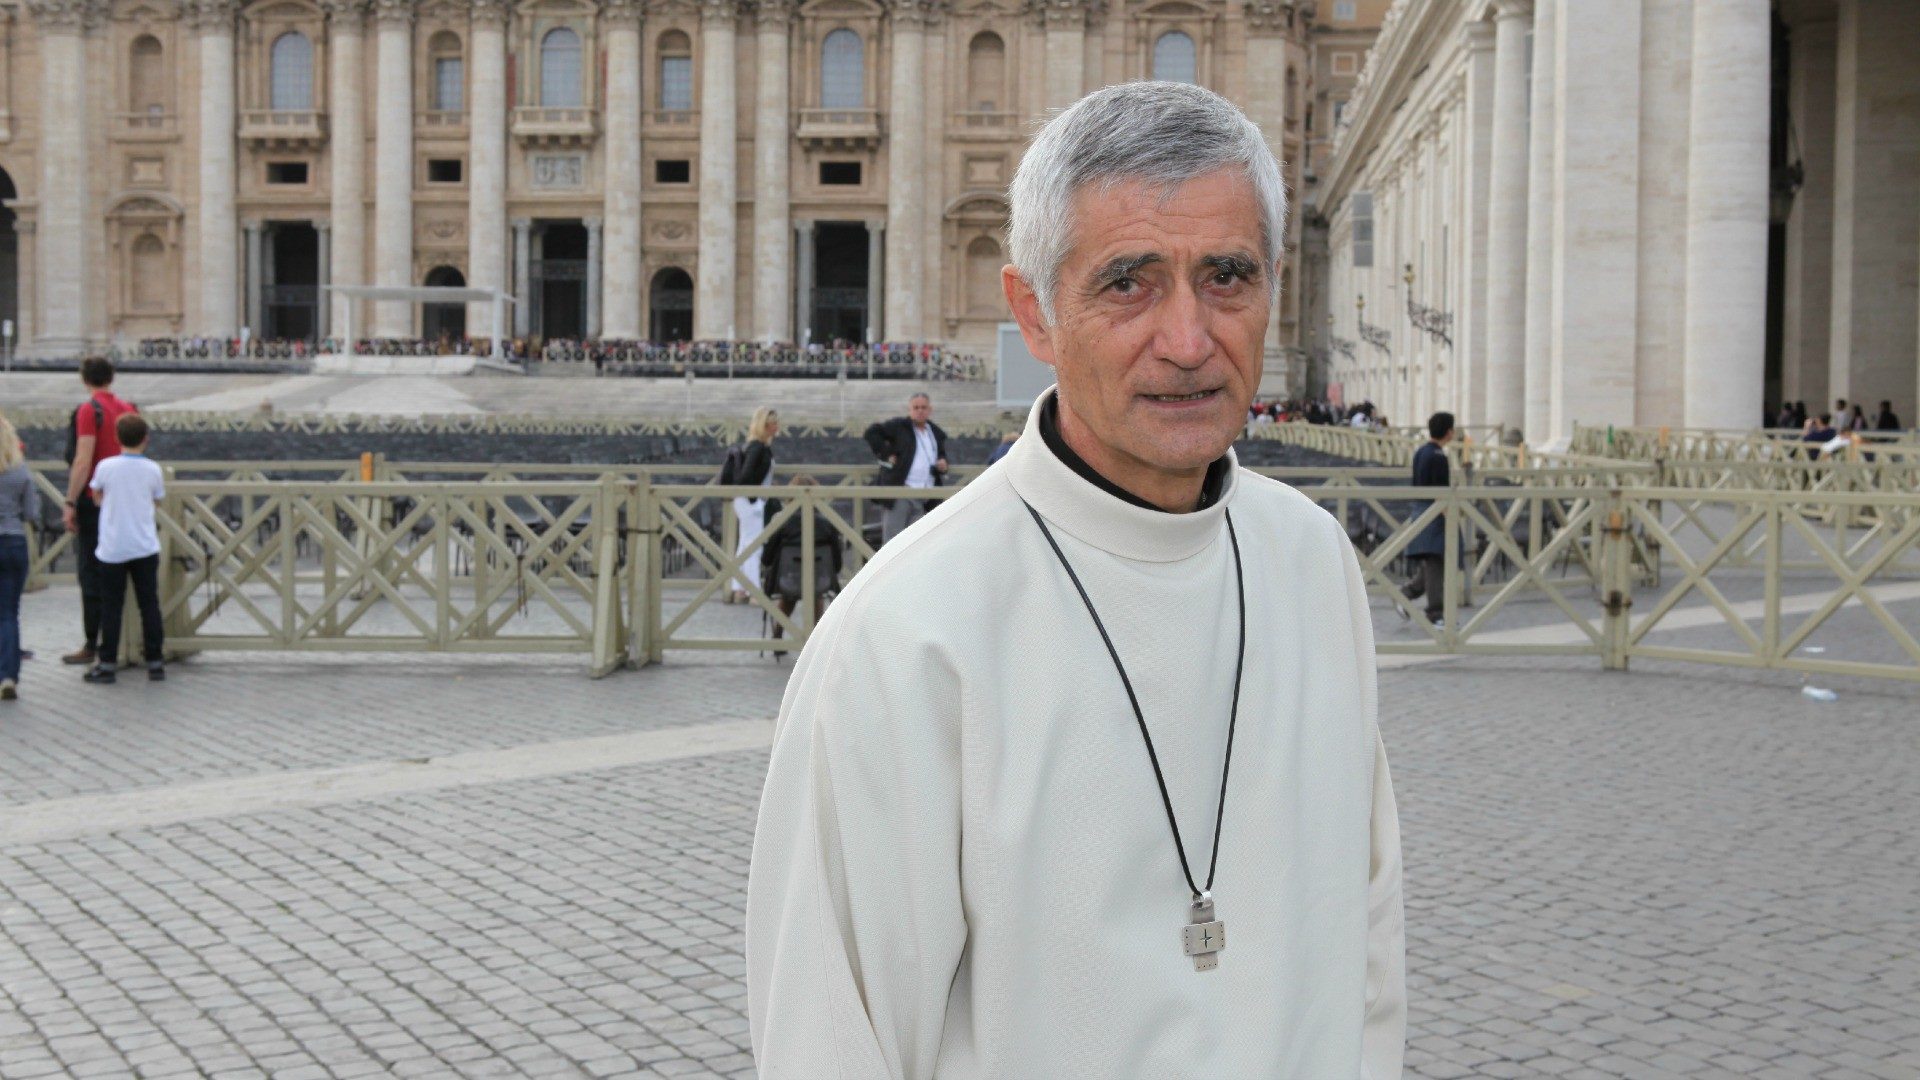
[2,584,1917,1079]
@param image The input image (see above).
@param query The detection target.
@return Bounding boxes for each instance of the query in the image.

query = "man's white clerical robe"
[748,388,1406,1078]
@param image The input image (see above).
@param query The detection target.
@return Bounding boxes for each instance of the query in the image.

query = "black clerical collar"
[1038,394,1231,513]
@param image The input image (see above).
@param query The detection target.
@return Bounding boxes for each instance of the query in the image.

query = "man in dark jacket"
[1876,401,1902,432]
[863,393,949,543]
[1401,411,1453,627]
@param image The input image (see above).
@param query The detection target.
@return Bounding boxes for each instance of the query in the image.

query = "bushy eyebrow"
[1087,253,1162,290]
[1202,252,1262,280]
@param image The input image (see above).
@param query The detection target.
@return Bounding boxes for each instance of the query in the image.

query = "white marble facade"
[1,0,1313,366]
[1316,0,1920,441]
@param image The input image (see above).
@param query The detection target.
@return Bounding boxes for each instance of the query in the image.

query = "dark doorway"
[1763,6,1792,419]
[422,265,467,344]
[0,168,15,346]
[264,221,320,340]
[649,267,693,343]
[533,220,587,340]
[811,222,870,345]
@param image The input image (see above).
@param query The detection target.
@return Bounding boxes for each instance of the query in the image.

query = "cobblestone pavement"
[2,584,1917,1079]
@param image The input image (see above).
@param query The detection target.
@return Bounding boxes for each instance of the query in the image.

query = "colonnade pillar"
[468,0,511,334]
[371,0,415,336]
[601,0,643,338]
[693,0,738,340]
[1483,0,1531,432]
[192,0,240,339]
[752,0,793,343]
[883,0,925,341]
[31,0,101,352]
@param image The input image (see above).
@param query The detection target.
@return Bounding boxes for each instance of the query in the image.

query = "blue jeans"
[0,534,26,683]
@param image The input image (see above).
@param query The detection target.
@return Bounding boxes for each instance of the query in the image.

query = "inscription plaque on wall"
[128,157,166,187]
[531,154,585,189]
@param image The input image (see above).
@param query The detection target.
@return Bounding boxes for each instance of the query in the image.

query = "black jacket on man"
[863,417,950,488]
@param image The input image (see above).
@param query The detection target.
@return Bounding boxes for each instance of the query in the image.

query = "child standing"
[85,413,167,684]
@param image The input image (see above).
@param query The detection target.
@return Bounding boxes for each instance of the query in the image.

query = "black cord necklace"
[1023,501,1246,971]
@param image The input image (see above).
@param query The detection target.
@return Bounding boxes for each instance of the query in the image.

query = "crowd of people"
[1773,397,1904,439]
[1248,398,1391,431]
[0,358,169,702]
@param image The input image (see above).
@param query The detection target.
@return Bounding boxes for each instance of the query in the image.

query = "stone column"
[1244,1,1290,384]
[1828,0,1920,423]
[316,221,332,337]
[30,0,101,352]
[1781,13,1835,409]
[191,0,240,339]
[1522,0,1555,444]
[884,0,925,341]
[1037,0,1084,112]
[1484,0,1531,433]
[752,0,793,343]
[867,221,884,341]
[512,218,532,336]
[1546,0,1641,443]
[323,0,367,342]
[585,217,603,338]
[795,219,815,343]
[1459,21,1496,426]
[600,0,644,338]
[372,0,415,337]
[1681,0,1770,429]
[467,0,511,334]
[243,221,263,335]
[694,0,738,340]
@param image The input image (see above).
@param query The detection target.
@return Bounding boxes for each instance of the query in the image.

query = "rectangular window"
[1352,191,1373,268]
[819,161,862,186]
[1331,52,1357,76]
[661,57,694,111]
[266,161,309,185]
[655,159,691,183]
[427,158,463,183]
[435,57,464,111]
[1334,0,1357,22]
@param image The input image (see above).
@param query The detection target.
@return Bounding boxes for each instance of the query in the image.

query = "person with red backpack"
[59,357,140,667]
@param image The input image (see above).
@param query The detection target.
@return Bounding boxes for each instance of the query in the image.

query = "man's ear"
[1001,266,1057,368]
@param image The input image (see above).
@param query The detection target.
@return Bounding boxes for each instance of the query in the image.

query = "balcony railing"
[952,109,1017,130]
[511,106,599,146]
[113,111,179,139]
[417,109,468,134]
[795,108,882,150]
[239,109,328,147]
[646,108,698,133]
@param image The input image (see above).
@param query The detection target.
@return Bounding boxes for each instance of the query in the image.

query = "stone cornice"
[603,0,643,27]
[184,0,240,32]
[1023,0,1097,31]
[27,0,107,34]
[319,0,367,20]
[459,0,507,25]
[889,0,929,27]
[698,0,737,25]
[372,0,413,25]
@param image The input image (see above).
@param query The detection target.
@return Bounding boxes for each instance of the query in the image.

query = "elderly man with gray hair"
[748,82,1405,1078]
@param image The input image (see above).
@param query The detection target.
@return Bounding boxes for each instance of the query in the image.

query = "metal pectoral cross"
[1182,896,1226,971]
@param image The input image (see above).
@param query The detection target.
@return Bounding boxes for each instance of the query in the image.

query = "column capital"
[511,217,533,231]
[184,0,240,32]
[602,0,643,28]
[1490,0,1532,22]
[27,0,106,34]
[1461,17,1495,51]
[585,216,604,231]
[698,0,738,26]
[1243,0,1291,36]
[315,220,333,235]
[1024,0,1097,30]
[754,0,794,29]
[318,0,367,24]
[468,0,511,27]
[372,0,414,26]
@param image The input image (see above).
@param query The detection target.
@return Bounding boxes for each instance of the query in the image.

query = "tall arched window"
[430,31,464,111]
[966,236,1003,315]
[965,32,1004,111]
[130,234,168,311]
[129,35,166,115]
[540,27,582,107]
[820,29,863,109]
[270,31,314,110]
[658,30,693,111]
[1151,31,1195,84]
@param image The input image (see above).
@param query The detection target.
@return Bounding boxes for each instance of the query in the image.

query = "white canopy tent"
[325,285,518,362]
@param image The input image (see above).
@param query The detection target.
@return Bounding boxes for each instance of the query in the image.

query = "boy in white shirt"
[84,413,167,684]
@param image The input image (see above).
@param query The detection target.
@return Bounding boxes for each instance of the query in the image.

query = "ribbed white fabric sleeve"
[747,591,968,1080]
[1344,532,1407,1079]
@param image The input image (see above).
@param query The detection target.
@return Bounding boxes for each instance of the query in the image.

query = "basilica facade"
[0,0,1312,363]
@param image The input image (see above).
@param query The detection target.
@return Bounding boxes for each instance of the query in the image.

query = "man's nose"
[1152,282,1214,369]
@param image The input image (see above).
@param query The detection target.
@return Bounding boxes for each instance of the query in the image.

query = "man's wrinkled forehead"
[1064,170,1265,266]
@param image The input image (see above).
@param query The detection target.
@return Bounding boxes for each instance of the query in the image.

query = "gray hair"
[1007,81,1287,326]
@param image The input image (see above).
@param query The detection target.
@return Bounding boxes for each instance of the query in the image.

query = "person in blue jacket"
[1401,411,1454,627]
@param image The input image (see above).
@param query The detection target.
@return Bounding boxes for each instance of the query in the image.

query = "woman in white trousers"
[731,406,780,602]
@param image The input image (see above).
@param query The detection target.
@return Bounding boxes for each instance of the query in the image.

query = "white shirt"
[89,453,165,564]
[748,388,1406,1079]
[905,423,939,488]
